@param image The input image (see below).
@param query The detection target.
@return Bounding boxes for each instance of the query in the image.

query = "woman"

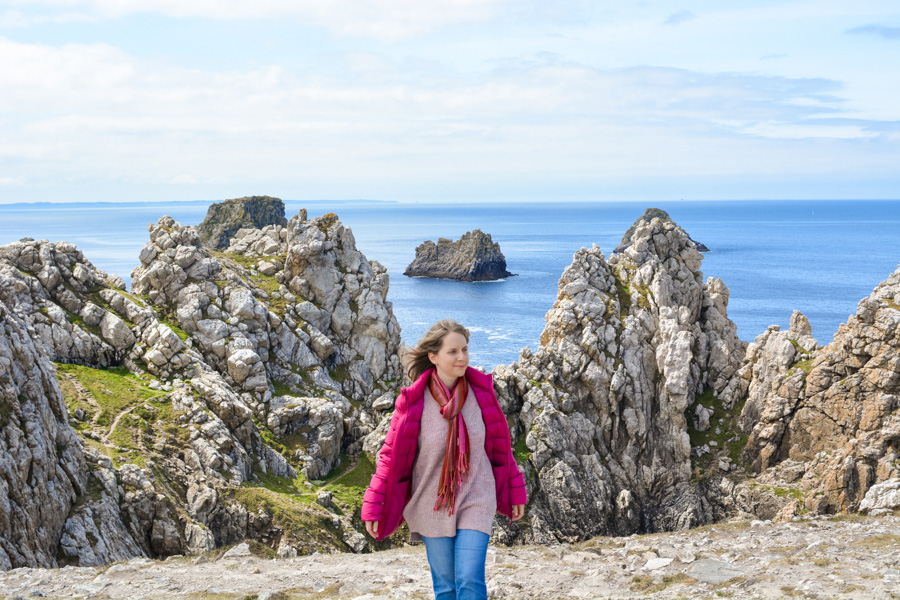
[362,319,527,600]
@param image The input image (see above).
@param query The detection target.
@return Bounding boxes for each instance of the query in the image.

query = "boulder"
[860,478,900,513]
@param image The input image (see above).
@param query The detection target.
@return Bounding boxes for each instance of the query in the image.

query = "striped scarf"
[428,368,470,516]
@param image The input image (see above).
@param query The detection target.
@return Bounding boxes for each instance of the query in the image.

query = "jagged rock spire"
[492,217,745,543]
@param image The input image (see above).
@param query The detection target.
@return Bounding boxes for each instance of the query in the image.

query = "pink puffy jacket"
[361,367,528,540]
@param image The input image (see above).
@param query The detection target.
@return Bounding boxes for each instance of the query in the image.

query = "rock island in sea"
[404,229,515,281]
[197,195,288,249]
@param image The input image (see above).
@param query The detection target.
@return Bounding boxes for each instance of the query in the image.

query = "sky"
[0,0,898,204]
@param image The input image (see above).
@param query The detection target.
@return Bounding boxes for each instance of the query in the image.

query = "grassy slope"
[55,361,380,554]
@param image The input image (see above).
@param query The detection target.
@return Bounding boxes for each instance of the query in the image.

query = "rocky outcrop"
[404,230,514,281]
[130,211,403,479]
[197,196,288,250]
[491,217,746,544]
[614,208,709,253]
[0,239,140,367]
[738,265,900,515]
[0,304,86,569]
[0,207,406,569]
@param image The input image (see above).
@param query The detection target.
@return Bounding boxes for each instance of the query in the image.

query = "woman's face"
[428,331,469,383]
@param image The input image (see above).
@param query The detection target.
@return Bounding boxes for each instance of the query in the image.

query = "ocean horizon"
[2,199,898,369]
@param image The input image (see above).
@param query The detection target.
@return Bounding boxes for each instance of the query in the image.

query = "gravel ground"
[2,513,898,600]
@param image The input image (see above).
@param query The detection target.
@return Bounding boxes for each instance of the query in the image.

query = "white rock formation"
[739,264,900,513]
[0,209,404,568]
[492,218,747,543]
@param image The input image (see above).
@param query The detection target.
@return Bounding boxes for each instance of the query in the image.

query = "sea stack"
[404,230,515,281]
[614,207,709,253]
[197,195,288,249]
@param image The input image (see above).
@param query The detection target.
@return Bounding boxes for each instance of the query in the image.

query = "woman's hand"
[511,504,525,521]
[364,520,379,538]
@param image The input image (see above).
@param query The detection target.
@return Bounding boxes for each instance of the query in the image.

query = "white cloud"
[0,34,897,199]
[5,0,514,40]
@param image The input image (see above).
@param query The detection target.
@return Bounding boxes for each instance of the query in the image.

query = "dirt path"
[286,455,362,499]
[103,404,138,444]
[59,372,103,427]
[319,455,360,490]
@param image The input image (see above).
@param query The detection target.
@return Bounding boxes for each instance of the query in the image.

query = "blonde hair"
[404,319,470,381]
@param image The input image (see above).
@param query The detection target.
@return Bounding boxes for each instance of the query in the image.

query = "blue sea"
[1,200,898,369]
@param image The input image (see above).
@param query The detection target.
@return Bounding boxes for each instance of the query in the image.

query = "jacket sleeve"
[507,442,528,506]
[361,393,405,522]
[488,373,528,508]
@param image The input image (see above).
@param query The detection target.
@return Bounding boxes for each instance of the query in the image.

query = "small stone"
[258,261,278,277]
[222,543,251,559]
[317,491,334,509]
[372,393,395,411]
[643,557,674,571]
[657,545,677,559]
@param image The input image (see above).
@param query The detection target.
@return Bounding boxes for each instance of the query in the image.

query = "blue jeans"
[421,529,490,600]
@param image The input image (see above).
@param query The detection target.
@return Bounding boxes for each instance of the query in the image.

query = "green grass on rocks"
[55,362,159,427]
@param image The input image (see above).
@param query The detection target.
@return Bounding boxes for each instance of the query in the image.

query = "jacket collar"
[405,367,433,398]
[465,365,494,393]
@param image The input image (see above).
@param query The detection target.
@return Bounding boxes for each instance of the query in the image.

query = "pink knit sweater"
[402,385,496,541]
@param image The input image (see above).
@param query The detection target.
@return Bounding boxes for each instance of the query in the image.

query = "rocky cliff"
[1,303,86,569]
[197,196,288,250]
[404,230,514,281]
[737,266,900,516]
[0,209,405,567]
[491,217,746,544]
